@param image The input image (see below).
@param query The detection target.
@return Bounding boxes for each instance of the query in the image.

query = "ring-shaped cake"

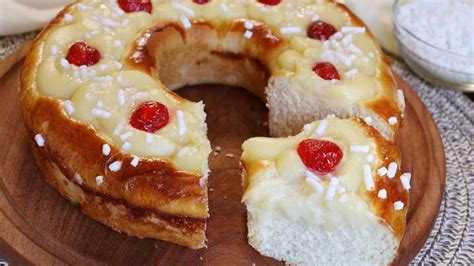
[20,0,407,263]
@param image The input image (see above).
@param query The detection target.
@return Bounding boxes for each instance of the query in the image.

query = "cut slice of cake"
[241,116,410,265]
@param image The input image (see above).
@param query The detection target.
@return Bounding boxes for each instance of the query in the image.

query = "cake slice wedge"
[241,116,410,265]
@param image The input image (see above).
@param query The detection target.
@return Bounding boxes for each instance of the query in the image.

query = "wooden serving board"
[0,46,445,265]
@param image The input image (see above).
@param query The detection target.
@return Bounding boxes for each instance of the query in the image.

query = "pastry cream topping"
[35,0,386,174]
[242,117,382,227]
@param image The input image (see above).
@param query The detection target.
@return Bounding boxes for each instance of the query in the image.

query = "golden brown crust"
[31,140,205,248]
[25,98,207,219]
[356,118,408,239]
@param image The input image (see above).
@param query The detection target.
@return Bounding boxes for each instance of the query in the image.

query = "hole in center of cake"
[127,20,281,100]
[176,84,268,226]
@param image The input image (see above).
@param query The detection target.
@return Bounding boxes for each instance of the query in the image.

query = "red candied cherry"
[313,62,340,80]
[193,0,210,4]
[65,41,101,67]
[297,139,343,175]
[130,101,170,133]
[118,0,152,13]
[307,20,337,41]
[257,0,281,5]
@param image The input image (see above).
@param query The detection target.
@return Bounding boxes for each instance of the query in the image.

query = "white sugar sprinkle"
[171,2,195,16]
[113,40,122,47]
[388,116,398,125]
[330,32,343,40]
[95,175,104,186]
[311,15,320,22]
[50,45,59,56]
[363,164,375,191]
[225,153,235,158]
[79,65,89,80]
[114,124,124,135]
[305,176,324,194]
[91,108,112,118]
[341,26,366,33]
[394,201,404,211]
[62,100,75,115]
[101,18,120,28]
[180,16,192,29]
[132,92,149,101]
[364,116,373,126]
[34,134,45,147]
[146,133,153,144]
[400,173,412,190]
[130,155,140,167]
[348,44,362,54]
[342,34,353,46]
[73,71,80,79]
[315,119,328,135]
[102,144,111,156]
[73,172,83,185]
[64,14,74,23]
[397,89,405,107]
[122,142,132,150]
[177,147,190,157]
[176,110,186,136]
[325,177,339,201]
[120,131,133,140]
[114,61,123,70]
[350,145,369,153]
[220,3,229,12]
[280,26,302,35]
[76,3,89,11]
[387,162,398,178]
[367,154,375,162]
[344,68,358,79]
[305,170,322,181]
[378,189,387,199]
[98,64,108,72]
[244,30,253,39]
[108,161,122,172]
[60,58,70,69]
[244,21,254,30]
[117,89,125,106]
[377,167,388,176]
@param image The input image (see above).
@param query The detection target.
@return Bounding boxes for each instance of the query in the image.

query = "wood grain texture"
[0,49,445,265]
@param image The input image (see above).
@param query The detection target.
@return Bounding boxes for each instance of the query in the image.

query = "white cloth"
[0,0,72,36]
